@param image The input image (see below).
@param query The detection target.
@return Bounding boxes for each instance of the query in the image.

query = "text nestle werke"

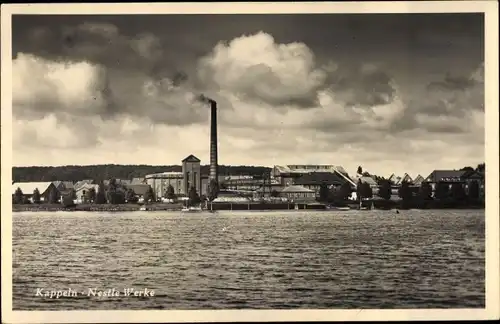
[35,288,155,298]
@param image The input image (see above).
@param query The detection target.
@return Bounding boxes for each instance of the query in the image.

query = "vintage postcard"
[1,1,499,323]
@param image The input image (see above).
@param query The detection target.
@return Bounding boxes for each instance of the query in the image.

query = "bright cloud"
[198,32,327,108]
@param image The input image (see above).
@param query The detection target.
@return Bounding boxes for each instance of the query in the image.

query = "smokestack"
[197,94,218,183]
[209,99,218,182]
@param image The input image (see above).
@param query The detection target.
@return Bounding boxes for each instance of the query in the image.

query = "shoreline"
[11,203,485,212]
[12,203,183,212]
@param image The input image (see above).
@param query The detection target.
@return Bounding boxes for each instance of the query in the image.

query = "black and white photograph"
[1,1,499,323]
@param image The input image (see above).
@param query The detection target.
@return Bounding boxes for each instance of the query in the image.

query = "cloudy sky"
[11,13,484,177]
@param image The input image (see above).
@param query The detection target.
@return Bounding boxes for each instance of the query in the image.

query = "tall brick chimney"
[197,94,219,183]
[209,99,218,182]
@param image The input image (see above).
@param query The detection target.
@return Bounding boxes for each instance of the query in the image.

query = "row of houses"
[385,169,485,196]
[12,179,152,204]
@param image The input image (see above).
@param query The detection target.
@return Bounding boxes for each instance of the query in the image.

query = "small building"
[425,170,466,184]
[424,170,466,191]
[75,183,100,203]
[127,184,152,201]
[278,185,316,202]
[12,182,59,203]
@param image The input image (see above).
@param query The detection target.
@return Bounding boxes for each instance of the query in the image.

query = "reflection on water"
[12,209,485,310]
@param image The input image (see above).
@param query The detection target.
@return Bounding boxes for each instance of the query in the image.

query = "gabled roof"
[425,170,466,182]
[358,176,378,186]
[182,154,200,163]
[335,168,357,187]
[74,179,94,190]
[52,181,63,188]
[396,173,413,185]
[53,181,74,189]
[413,174,425,185]
[75,183,99,192]
[391,175,403,183]
[12,182,55,195]
[403,173,413,183]
[280,185,315,193]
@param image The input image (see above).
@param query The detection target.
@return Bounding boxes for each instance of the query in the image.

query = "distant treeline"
[12,164,273,183]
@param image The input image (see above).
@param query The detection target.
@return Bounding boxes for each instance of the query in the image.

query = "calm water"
[12,210,485,310]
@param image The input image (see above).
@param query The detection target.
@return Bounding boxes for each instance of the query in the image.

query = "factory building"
[145,155,209,199]
[145,171,184,197]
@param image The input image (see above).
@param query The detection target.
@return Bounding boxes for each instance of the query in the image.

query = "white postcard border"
[1,1,498,323]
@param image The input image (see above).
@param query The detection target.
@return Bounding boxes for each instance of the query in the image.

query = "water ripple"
[12,210,484,310]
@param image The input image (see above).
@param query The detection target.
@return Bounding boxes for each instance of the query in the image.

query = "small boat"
[331,206,350,211]
[139,205,148,211]
[181,206,203,213]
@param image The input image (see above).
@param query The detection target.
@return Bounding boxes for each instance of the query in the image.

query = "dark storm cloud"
[12,13,484,134]
[390,63,484,134]
[427,74,479,92]
[13,13,484,66]
[327,65,396,108]
[13,18,175,80]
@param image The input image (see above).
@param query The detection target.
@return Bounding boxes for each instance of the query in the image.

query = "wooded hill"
[12,164,273,183]
[12,163,485,184]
